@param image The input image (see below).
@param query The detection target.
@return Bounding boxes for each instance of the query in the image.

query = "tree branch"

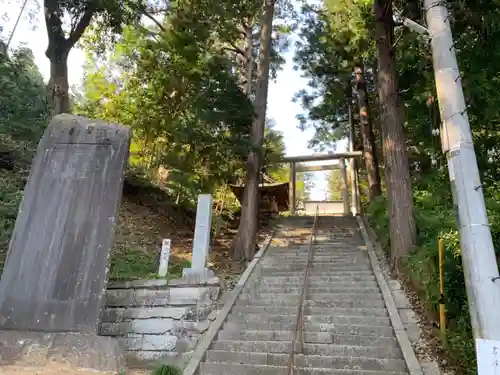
[67,6,95,49]
[143,10,166,32]
[240,18,249,30]
[226,44,245,56]
[237,24,247,36]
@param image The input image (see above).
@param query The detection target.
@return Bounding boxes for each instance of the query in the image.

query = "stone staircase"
[194,216,414,375]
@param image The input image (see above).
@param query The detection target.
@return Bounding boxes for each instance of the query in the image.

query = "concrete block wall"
[100,277,221,369]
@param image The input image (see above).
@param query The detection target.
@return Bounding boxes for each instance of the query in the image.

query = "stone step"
[237,292,384,303]
[231,305,389,317]
[266,251,368,256]
[227,312,391,327]
[269,244,365,249]
[253,281,380,290]
[248,286,381,294]
[262,256,371,263]
[263,257,367,263]
[222,322,394,337]
[262,258,370,264]
[260,262,372,269]
[258,275,377,283]
[269,249,365,253]
[235,297,386,309]
[260,273,374,279]
[205,351,407,372]
[212,340,403,359]
[199,362,407,375]
[260,264,372,271]
[268,250,367,255]
[220,323,397,340]
[260,271,375,277]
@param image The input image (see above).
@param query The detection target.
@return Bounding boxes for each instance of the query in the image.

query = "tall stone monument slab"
[0,114,130,374]
[183,194,213,281]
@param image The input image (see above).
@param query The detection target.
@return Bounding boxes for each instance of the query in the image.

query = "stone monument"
[0,114,130,374]
[183,194,213,281]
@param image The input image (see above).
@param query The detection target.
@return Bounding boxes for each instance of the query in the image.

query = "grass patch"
[109,247,192,281]
[151,363,182,375]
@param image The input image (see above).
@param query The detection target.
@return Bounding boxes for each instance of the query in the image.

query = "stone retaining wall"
[100,277,221,369]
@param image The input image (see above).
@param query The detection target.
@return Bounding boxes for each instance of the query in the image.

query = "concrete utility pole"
[424,0,500,370]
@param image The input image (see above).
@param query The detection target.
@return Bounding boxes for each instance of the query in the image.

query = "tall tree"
[43,0,144,114]
[75,2,256,203]
[294,0,382,202]
[354,63,381,198]
[232,0,275,260]
[374,0,416,268]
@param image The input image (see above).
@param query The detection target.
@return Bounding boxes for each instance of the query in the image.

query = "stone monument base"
[0,331,125,374]
[182,267,215,282]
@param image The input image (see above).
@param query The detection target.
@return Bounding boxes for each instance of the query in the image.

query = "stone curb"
[360,217,442,375]
[182,230,275,375]
[357,216,424,375]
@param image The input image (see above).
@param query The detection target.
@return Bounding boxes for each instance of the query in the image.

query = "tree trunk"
[235,24,255,96]
[244,25,254,97]
[374,0,416,269]
[232,0,275,261]
[44,0,94,115]
[354,64,382,199]
[48,51,70,114]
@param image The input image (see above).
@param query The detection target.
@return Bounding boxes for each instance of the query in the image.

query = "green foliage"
[0,168,22,271]
[0,48,51,273]
[0,48,49,142]
[296,172,314,204]
[151,363,182,375]
[326,169,346,201]
[263,119,288,182]
[366,169,500,373]
[76,19,253,203]
[46,0,145,54]
[293,0,375,151]
[76,1,290,206]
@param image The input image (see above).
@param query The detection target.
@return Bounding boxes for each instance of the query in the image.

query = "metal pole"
[339,157,350,216]
[425,0,500,367]
[438,238,446,338]
[289,162,296,215]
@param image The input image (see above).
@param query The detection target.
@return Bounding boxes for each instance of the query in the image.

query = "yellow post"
[438,238,446,337]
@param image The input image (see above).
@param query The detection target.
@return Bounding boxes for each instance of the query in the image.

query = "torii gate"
[282,151,362,216]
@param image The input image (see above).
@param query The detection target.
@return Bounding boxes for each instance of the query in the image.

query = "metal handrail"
[287,205,319,375]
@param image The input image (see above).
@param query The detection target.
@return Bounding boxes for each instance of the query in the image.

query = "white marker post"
[158,239,171,278]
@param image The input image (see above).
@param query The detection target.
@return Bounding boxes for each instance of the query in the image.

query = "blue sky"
[3,1,345,200]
